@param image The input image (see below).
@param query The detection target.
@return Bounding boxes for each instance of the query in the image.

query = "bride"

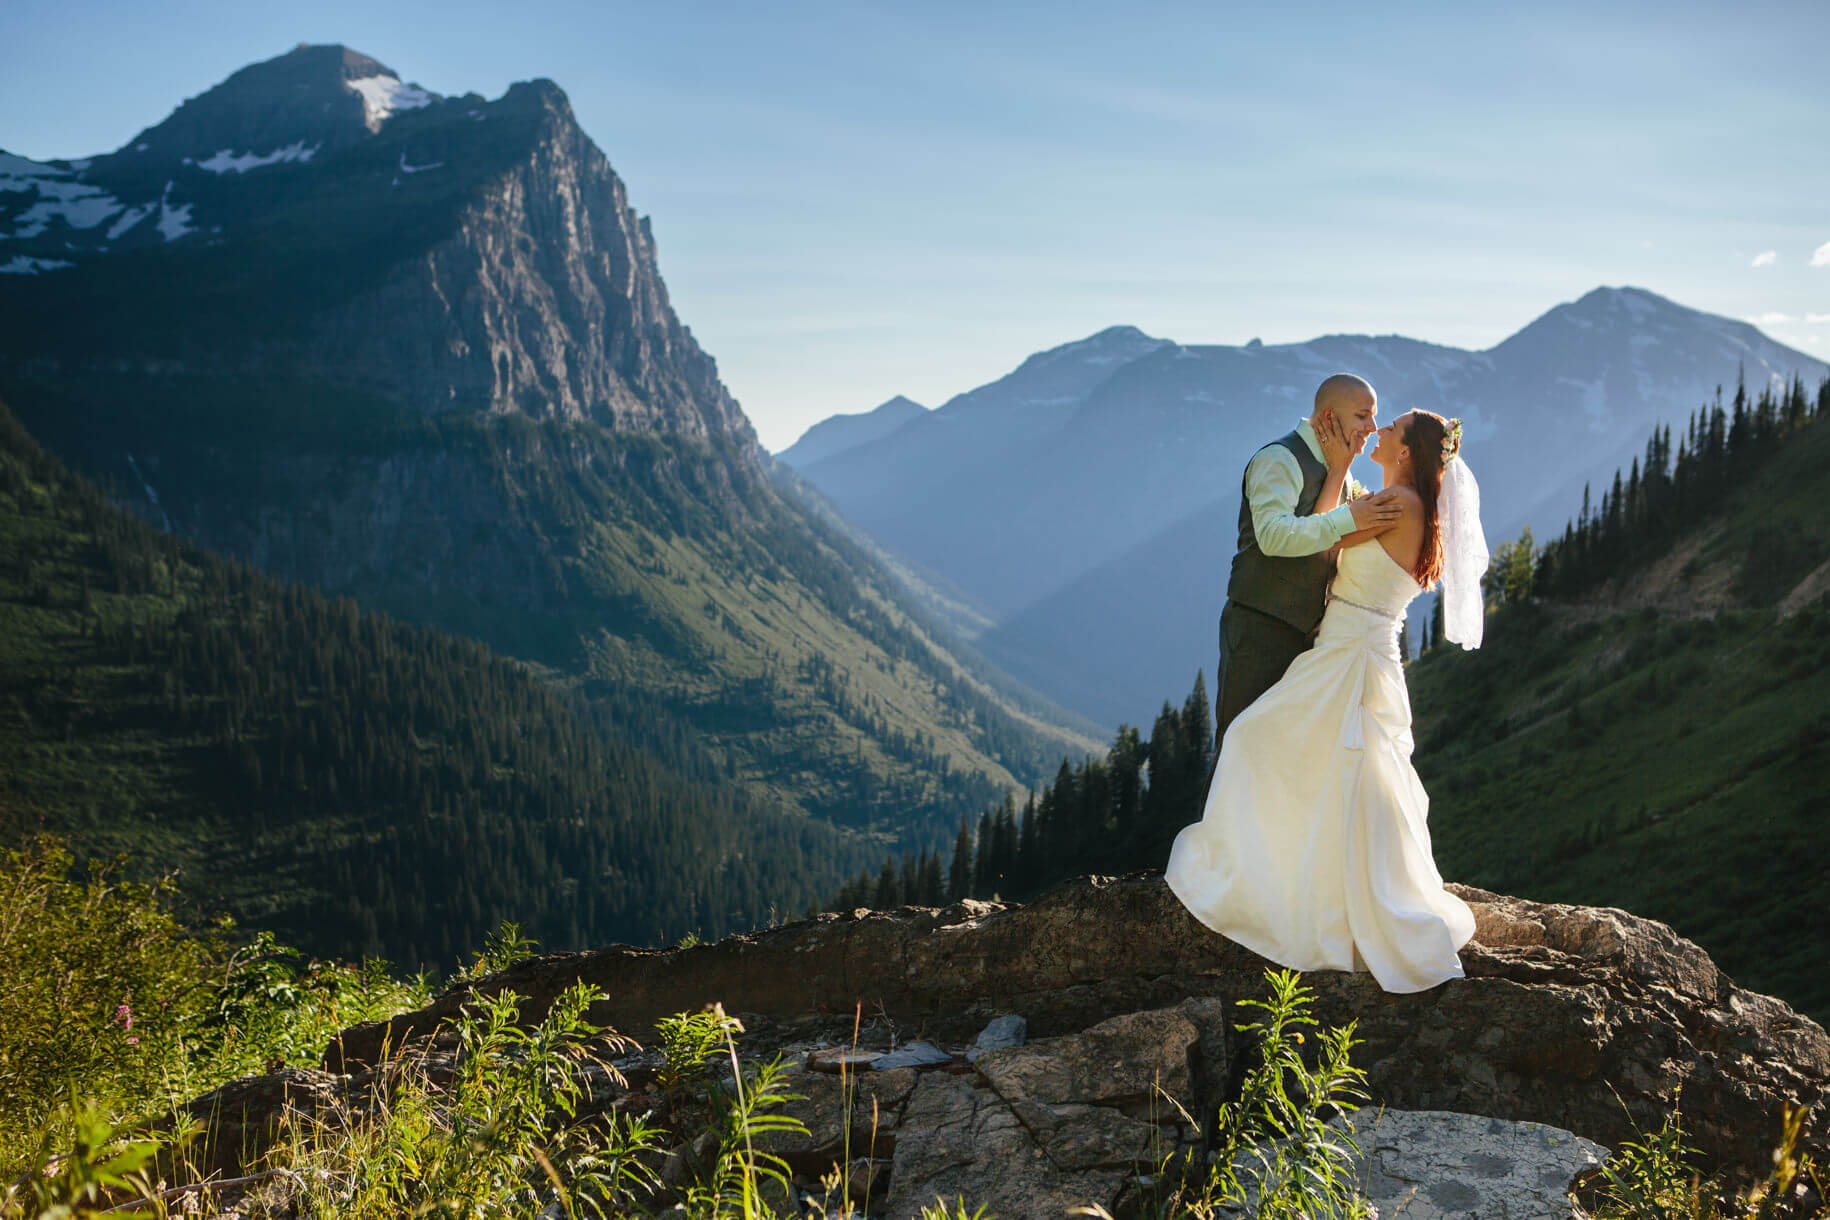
[1165,408,1487,993]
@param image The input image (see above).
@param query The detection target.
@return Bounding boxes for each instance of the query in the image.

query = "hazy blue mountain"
[789,288,1827,726]
[776,395,929,470]
[796,325,1174,563]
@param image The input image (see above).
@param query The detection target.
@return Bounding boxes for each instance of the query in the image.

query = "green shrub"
[1131,969,1375,1220]
[0,836,217,1171]
[1586,1099,1820,1220]
[0,835,429,1178]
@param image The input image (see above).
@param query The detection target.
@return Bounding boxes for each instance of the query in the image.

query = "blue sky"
[4,0,1827,450]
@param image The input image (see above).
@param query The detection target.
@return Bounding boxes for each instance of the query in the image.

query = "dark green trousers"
[1214,601,1316,752]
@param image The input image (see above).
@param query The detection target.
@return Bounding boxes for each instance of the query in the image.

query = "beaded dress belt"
[1328,593,1399,620]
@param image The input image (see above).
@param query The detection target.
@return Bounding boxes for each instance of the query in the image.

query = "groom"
[1215,373,1402,748]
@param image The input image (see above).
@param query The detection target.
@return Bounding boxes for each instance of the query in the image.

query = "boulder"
[885,1071,1127,1220]
[156,1067,348,1182]
[1333,1108,1609,1219]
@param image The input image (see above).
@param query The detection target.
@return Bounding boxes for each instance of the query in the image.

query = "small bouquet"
[1344,475,1370,502]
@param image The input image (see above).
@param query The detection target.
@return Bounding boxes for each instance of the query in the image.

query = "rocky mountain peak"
[1041,323,1171,361]
[1,44,763,454]
[1519,285,1699,338]
[105,43,437,170]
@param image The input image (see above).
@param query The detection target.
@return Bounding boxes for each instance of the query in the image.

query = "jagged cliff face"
[294,80,755,443]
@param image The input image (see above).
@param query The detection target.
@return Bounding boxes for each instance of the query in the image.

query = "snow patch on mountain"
[195,140,319,174]
[107,203,154,239]
[398,151,444,174]
[4,169,125,239]
[155,182,194,241]
[0,254,74,275]
[346,75,438,130]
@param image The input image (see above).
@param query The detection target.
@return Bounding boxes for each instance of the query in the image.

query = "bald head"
[1312,373,1379,454]
[1314,373,1375,418]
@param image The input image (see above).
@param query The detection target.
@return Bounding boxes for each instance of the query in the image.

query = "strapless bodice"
[1329,540,1422,618]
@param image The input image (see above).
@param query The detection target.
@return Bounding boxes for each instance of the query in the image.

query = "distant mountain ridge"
[785,288,1828,725]
[776,395,928,470]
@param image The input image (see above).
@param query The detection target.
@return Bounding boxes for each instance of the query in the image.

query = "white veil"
[1438,456,1488,648]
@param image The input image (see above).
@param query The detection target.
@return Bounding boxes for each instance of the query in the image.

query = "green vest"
[1226,430,1336,633]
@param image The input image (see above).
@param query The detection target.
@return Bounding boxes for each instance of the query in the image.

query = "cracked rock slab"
[758,1066,916,1164]
[885,1071,1124,1220]
[1333,1108,1609,1219]
[973,1000,1221,1172]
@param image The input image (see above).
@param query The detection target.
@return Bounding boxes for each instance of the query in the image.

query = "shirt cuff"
[1321,503,1356,539]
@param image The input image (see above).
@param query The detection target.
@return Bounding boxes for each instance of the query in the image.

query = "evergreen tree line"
[1534,371,1829,602]
[0,401,877,971]
[829,675,1217,910]
[1407,370,1830,655]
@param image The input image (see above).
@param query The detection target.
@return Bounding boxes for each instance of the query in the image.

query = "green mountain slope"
[0,370,1097,842]
[0,398,878,968]
[1409,376,1830,1018]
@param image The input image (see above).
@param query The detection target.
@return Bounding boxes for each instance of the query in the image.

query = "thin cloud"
[1751,250,1776,267]
[1807,313,1830,324]
[1747,312,1792,325]
[1813,241,1830,267]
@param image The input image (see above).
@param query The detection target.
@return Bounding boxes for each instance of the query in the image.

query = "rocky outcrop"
[325,872,1829,1190]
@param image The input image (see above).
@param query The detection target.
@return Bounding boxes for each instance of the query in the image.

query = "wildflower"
[116,1001,138,1044]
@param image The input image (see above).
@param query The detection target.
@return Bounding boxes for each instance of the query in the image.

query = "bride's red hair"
[1403,411,1449,589]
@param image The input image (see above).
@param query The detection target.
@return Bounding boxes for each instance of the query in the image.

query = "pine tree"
[1180,672,1213,780]
[974,806,998,895]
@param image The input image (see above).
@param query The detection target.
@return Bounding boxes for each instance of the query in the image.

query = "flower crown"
[1440,417,1463,464]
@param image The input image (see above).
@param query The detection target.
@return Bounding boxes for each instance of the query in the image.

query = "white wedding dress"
[1166,536,1475,993]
